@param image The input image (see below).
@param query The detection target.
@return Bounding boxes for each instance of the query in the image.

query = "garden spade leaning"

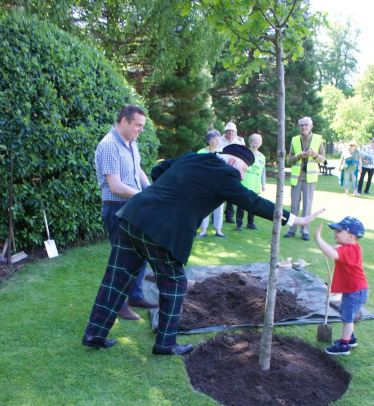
[317,256,334,342]
[32,178,59,259]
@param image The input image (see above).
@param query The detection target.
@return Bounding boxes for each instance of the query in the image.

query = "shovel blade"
[44,239,59,258]
[10,251,28,264]
[317,323,333,342]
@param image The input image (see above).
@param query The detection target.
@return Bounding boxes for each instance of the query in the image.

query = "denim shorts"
[339,289,369,322]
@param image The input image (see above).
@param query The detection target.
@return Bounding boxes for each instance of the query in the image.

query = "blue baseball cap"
[328,216,365,238]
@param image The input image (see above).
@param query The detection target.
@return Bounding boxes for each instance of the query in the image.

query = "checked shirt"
[95,127,142,202]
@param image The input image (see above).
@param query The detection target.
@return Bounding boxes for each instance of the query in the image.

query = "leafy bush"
[0,12,159,249]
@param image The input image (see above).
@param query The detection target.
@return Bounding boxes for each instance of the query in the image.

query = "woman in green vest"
[236,133,266,231]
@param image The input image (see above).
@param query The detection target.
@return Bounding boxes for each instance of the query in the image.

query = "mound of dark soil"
[185,332,350,406]
[179,270,309,329]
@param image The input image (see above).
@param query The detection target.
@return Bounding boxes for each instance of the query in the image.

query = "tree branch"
[280,0,300,28]
[265,0,281,27]
[256,0,277,30]
[214,0,275,55]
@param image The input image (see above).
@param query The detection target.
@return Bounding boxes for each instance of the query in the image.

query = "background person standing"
[197,129,226,238]
[284,117,325,241]
[339,140,361,196]
[218,122,245,223]
[236,133,266,231]
[95,104,158,321]
[358,136,374,195]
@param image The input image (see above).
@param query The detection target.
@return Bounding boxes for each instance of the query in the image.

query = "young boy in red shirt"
[314,216,369,355]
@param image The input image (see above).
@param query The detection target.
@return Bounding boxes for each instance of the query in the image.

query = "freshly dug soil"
[179,270,309,329]
[185,332,351,406]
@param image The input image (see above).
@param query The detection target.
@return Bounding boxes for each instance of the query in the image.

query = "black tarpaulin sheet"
[143,263,373,334]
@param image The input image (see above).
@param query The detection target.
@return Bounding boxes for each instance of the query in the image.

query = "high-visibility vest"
[290,134,322,186]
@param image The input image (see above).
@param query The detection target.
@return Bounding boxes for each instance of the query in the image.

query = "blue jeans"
[339,289,369,322]
[101,202,146,304]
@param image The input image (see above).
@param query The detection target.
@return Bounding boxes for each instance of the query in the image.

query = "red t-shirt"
[331,243,369,293]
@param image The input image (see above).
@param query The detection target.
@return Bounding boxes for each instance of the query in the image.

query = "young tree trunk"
[258,35,286,372]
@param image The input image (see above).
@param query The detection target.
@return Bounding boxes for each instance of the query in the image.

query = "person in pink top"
[314,216,369,355]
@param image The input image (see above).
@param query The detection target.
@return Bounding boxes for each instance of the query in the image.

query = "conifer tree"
[147,67,216,158]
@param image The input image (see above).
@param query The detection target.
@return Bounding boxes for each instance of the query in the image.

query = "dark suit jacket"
[117,153,290,265]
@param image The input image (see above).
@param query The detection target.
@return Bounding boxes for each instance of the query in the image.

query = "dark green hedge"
[0,12,159,249]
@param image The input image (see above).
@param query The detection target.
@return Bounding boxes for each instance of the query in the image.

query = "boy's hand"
[314,222,323,240]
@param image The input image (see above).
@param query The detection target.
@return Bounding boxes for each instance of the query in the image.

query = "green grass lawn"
[1,168,373,406]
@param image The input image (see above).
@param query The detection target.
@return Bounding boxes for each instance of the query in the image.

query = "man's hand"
[293,208,325,226]
[296,151,307,159]
[306,149,318,158]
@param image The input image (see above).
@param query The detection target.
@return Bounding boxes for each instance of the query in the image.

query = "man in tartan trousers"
[83,144,324,355]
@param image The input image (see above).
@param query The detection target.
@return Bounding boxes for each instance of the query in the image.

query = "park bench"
[318,160,335,176]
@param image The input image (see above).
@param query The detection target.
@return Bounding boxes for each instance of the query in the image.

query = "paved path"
[262,163,373,231]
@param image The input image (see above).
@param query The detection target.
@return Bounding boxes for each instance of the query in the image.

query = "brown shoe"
[118,306,140,320]
[127,298,159,309]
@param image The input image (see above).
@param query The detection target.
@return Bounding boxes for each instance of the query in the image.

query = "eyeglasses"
[298,124,310,127]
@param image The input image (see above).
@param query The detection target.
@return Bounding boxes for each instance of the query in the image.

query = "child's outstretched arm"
[314,222,339,260]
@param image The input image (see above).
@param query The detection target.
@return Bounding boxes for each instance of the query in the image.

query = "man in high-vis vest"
[284,117,326,241]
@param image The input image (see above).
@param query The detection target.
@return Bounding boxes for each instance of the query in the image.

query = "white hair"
[298,117,313,125]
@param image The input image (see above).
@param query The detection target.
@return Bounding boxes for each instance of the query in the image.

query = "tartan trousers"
[85,220,187,348]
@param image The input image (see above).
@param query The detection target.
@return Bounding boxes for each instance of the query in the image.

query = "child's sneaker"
[333,337,357,348]
[325,341,350,355]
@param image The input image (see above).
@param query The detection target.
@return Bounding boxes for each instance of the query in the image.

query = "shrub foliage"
[0,12,159,249]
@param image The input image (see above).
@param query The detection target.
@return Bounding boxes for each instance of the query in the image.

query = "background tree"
[1,0,223,92]
[315,17,360,97]
[316,66,374,150]
[147,68,215,158]
[316,84,345,149]
[1,0,225,158]
[331,95,373,145]
[357,65,374,112]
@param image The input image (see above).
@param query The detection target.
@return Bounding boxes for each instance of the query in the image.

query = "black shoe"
[82,334,117,349]
[152,343,194,355]
[284,231,295,238]
[301,233,310,241]
[364,191,370,195]
[247,223,258,230]
[127,298,159,309]
[236,225,243,231]
[226,217,235,224]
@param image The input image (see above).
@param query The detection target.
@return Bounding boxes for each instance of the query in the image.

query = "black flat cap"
[222,144,255,166]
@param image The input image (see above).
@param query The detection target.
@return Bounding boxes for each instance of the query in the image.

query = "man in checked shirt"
[94,104,158,321]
